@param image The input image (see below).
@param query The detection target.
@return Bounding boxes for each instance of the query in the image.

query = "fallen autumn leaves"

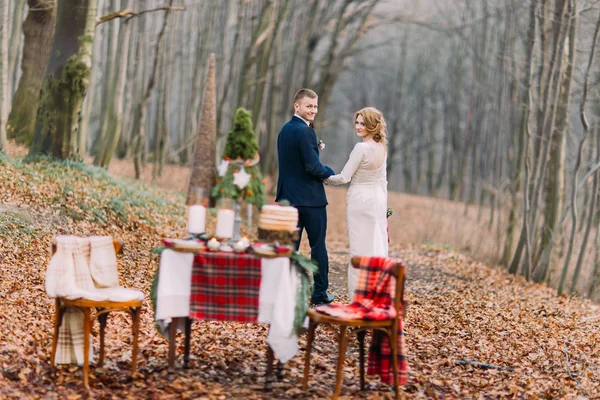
[1,155,599,399]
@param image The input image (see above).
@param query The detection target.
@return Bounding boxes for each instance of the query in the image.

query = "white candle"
[187,205,206,234]
[215,209,235,239]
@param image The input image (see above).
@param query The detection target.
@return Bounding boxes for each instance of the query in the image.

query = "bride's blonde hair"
[354,107,387,146]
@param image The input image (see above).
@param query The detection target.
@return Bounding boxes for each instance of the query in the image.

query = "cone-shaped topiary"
[223,108,259,160]
[212,108,265,208]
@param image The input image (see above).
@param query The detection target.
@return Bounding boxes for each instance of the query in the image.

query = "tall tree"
[29,0,97,159]
[131,3,172,178]
[7,0,56,146]
[8,0,26,94]
[0,0,10,151]
[93,1,133,168]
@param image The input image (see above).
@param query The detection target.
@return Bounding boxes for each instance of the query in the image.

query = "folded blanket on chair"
[46,236,144,365]
[315,256,407,385]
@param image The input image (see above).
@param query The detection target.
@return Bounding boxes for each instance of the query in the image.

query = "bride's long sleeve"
[325,144,364,185]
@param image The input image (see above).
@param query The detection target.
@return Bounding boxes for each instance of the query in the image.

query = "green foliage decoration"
[223,108,259,160]
[290,251,317,334]
[212,108,265,208]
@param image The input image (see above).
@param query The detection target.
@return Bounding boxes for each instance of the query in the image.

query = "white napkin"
[155,249,194,323]
[260,258,299,363]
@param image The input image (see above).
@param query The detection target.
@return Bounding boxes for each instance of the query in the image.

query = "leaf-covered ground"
[1,151,599,399]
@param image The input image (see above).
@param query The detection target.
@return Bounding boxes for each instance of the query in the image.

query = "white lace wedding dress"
[326,141,388,299]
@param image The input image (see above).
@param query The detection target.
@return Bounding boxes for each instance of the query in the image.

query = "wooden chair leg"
[50,299,62,367]
[82,308,92,388]
[98,312,108,368]
[357,330,366,390]
[390,329,399,400]
[333,326,348,400]
[131,307,141,375]
[302,319,318,390]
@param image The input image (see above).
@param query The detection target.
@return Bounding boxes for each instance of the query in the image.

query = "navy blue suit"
[276,116,334,301]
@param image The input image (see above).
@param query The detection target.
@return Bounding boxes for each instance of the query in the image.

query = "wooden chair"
[302,256,406,399]
[49,238,143,388]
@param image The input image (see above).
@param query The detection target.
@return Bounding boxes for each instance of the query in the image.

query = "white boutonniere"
[318,139,325,150]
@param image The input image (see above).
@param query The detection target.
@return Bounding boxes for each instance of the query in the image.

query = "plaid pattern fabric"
[368,319,407,384]
[46,236,138,365]
[316,256,407,385]
[89,236,120,288]
[189,252,262,322]
[54,308,87,365]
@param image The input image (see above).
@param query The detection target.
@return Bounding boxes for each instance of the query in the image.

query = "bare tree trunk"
[78,0,106,155]
[153,20,175,178]
[504,0,535,267]
[236,0,272,109]
[387,24,410,182]
[94,3,133,168]
[510,0,570,275]
[182,2,215,165]
[29,0,97,159]
[117,11,144,159]
[315,0,380,123]
[588,125,600,298]
[0,0,9,151]
[92,0,121,157]
[6,0,56,146]
[566,6,599,294]
[217,0,245,134]
[8,0,26,95]
[131,3,171,178]
[251,0,290,139]
[537,0,575,270]
[263,4,292,179]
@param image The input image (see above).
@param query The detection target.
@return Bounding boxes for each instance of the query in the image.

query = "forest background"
[1,0,600,301]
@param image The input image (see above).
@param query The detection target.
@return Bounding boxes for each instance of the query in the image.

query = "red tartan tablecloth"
[189,252,262,322]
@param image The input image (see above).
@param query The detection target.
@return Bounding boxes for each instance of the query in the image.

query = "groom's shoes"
[311,293,335,306]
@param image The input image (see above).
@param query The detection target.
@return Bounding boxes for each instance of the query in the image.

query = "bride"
[325,107,389,300]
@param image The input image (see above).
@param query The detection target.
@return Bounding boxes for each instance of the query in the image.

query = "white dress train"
[326,141,388,300]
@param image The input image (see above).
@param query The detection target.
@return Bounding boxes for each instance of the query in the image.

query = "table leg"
[265,345,275,392]
[276,360,284,381]
[168,320,177,372]
[183,317,192,369]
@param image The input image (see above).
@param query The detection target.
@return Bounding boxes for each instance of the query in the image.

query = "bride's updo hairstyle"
[354,107,387,146]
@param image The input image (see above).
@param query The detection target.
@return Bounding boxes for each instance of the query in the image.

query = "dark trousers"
[295,206,329,301]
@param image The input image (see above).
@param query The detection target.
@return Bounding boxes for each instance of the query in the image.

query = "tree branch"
[365,16,463,33]
[455,360,515,372]
[96,5,185,26]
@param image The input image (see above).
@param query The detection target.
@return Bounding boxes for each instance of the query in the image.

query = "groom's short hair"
[294,88,318,104]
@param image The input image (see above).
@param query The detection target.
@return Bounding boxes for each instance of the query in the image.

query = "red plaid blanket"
[189,252,262,322]
[315,256,407,385]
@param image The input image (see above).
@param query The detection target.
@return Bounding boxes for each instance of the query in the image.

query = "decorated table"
[153,240,311,391]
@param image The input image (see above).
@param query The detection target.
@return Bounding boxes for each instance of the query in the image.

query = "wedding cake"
[257,204,299,243]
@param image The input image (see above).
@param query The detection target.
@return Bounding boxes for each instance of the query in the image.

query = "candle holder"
[231,198,243,242]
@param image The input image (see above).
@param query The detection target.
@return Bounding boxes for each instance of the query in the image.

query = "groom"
[276,88,335,305]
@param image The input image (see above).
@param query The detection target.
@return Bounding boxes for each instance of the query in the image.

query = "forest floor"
[1,140,599,399]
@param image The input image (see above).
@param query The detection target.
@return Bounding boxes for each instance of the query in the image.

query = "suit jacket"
[276,116,334,207]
